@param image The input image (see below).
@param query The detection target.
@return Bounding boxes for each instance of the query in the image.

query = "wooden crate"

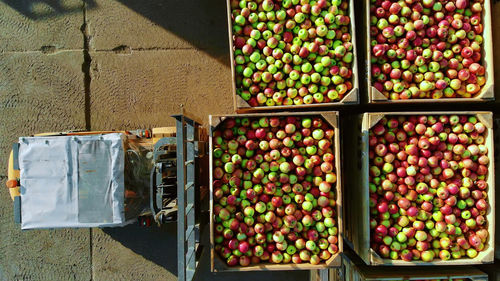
[494,117,500,260]
[226,0,359,113]
[332,249,489,281]
[346,112,496,265]
[365,0,495,103]
[209,112,343,271]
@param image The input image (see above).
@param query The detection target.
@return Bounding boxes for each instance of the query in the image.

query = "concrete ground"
[1,1,499,281]
[0,1,307,280]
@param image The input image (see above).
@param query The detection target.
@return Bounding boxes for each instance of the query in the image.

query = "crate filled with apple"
[366,0,494,102]
[226,0,359,112]
[209,112,342,271]
[346,112,495,265]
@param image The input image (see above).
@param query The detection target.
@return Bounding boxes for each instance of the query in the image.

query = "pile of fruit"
[370,0,487,100]
[212,115,339,266]
[369,114,490,261]
[230,0,354,107]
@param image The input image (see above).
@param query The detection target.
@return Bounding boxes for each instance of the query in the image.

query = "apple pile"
[230,0,354,107]
[370,0,487,100]
[369,114,490,262]
[212,116,339,266]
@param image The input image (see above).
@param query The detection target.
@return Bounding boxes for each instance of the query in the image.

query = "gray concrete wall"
[0,1,308,280]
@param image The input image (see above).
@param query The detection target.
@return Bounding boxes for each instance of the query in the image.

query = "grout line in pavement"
[92,46,202,53]
[90,228,93,281]
[82,2,92,132]
[0,49,84,55]
[0,47,205,55]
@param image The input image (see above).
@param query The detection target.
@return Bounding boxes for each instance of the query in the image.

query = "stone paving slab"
[91,222,309,281]
[0,51,89,281]
[0,51,86,177]
[92,224,177,281]
[86,0,228,56]
[0,0,84,52]
[88,48,232,280]
[0,182,91,281]
[89,49,233,130]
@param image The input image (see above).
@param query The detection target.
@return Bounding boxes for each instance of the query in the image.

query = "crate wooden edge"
[365,0,495,103]
[212,250,342,272]
[310,267,339,281]
[209,115,216,273]
[369,86,495,104]
[341,113,370,266]
[226,0,238,114]
[209,112,343,272]
[333,114,344,263]
[495,117,500,260]
[210,112,340,122]
[348,0,359,101]
[233,90,359,113]
[340,249,489,281]
[353,111,495,266]
[227,0,360,112]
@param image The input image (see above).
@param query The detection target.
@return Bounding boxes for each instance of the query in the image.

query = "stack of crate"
[209,0,359,277]
[339,0,497,279]
[210,0,498,280]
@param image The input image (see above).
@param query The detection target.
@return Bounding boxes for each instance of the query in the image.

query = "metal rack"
[150,136,178,223]
[148,114,207,281]
[174,114,201,281]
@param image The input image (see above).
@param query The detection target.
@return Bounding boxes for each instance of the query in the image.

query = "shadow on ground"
[3,0,230,67]
[102,222,179,276]
[2,0,96,19]
[114,0,230,66]
[102,221,310,281]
